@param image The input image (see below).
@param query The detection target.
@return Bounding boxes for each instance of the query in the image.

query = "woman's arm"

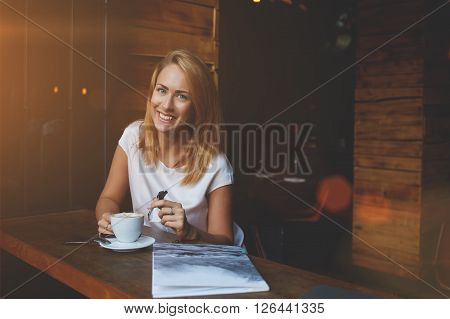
[203,185,234,244]
[153,185,234,245]
[95,146,129,233]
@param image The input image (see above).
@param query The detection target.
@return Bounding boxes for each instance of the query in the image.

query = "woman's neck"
[157,131,187,168]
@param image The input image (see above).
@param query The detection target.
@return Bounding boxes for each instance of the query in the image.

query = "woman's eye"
[177,94,188,101]
[156,88,166,94]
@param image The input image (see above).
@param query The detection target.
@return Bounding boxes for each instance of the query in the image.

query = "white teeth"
[159,112,175,121]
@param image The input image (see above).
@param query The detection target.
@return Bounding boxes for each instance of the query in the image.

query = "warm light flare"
[53,86,59,94]
[355,194,392,224]
[81,88,88,95]
[317,175,352,213]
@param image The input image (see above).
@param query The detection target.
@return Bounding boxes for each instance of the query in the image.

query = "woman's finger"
[101,212,112,222]
[161,214,177,225]
[158,207,180,218]
[163,221,178,229]
[151,199,182,209]
[98,219,109,229]
[98,225,113,235]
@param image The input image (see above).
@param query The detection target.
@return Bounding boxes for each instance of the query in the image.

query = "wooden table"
[0,210,383,298]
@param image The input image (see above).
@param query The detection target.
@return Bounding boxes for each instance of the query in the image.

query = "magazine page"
[152,243,270,298]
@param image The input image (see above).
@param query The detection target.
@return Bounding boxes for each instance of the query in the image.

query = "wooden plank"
[354,203,421,229]
[356,58,424,77]
[354,140,422,158]
[354,187,421,216]
[357,1,424,36]
[355,155,421,171]
[355,97,423,109]
[355,99,423,118]
[356,32,423,54]
[354,180,421,205]
[355,88,424,102]
[352,254,421,278]
[126,26,217,64]
[356,73,424,88]
[356,45,423,65]
[177,0,218,7]
[125,0,214,38]
[355,119,423,141]
[354,167,421,186]
[352,240,421,265]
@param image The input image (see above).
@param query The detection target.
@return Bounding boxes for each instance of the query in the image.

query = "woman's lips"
[157,111,176,123]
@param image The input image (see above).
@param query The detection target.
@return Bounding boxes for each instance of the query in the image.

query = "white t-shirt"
[118,121,234,236]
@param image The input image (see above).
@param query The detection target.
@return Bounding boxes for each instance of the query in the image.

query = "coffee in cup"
[110,212,144,243]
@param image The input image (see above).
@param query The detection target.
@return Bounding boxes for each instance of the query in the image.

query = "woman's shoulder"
[124,120,143,134]
[118,120,143,153]
[209,152,233,172]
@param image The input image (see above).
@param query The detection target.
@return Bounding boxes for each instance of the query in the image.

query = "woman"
[95,49,240,245]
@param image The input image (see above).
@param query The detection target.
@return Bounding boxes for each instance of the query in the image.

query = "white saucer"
[99,235,155,252]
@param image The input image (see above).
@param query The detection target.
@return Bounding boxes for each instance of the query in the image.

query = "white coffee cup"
[110,212,144,243]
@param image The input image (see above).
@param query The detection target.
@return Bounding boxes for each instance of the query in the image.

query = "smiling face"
[150,64,194,133]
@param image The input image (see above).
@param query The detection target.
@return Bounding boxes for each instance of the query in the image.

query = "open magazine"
[152,243,270,298]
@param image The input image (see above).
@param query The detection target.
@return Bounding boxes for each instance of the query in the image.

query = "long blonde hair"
[138,49,222,185]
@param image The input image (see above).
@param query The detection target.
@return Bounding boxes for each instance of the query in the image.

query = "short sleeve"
[207,153,234,194]
[118,121,141,157]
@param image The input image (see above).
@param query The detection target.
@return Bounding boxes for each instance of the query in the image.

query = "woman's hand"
[97,212,114,235]
[150,199,193,240]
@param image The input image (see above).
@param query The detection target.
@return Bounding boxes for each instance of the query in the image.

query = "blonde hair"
[138,49,222,185]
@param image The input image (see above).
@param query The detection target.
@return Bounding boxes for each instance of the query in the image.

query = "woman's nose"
[160,95,174,111]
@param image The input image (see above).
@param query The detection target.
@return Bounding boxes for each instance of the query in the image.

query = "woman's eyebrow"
[156,83,189,94]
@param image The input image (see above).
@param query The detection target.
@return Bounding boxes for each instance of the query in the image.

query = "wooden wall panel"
[127,27,216,63]
[0,0,27,216]
[354,139,422,157]
[355,155,421,171]
[126,0,214,37]
[71,0,107,210]
[352,0,449,279]
[357,1,424,36]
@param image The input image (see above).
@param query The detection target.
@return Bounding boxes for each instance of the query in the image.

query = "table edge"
[0,230,138,299]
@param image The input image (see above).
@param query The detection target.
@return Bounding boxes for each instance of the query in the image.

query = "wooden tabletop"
[0,210,383,298]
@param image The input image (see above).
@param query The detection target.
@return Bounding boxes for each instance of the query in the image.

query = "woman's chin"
[153,119,178,133]
[154,124,173,133]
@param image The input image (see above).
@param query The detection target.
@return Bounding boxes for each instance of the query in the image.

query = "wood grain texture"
[353,0,449,279]
[125,0,214,37]
[355,167,421,186]
[352,254,421,278]
[354,139,422,158]
[355,87,424,102]
[0,210,388,298]
[356,1,424,36]
[126,26,217,64]
[354,181,421,212]
[354,155,422,171]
